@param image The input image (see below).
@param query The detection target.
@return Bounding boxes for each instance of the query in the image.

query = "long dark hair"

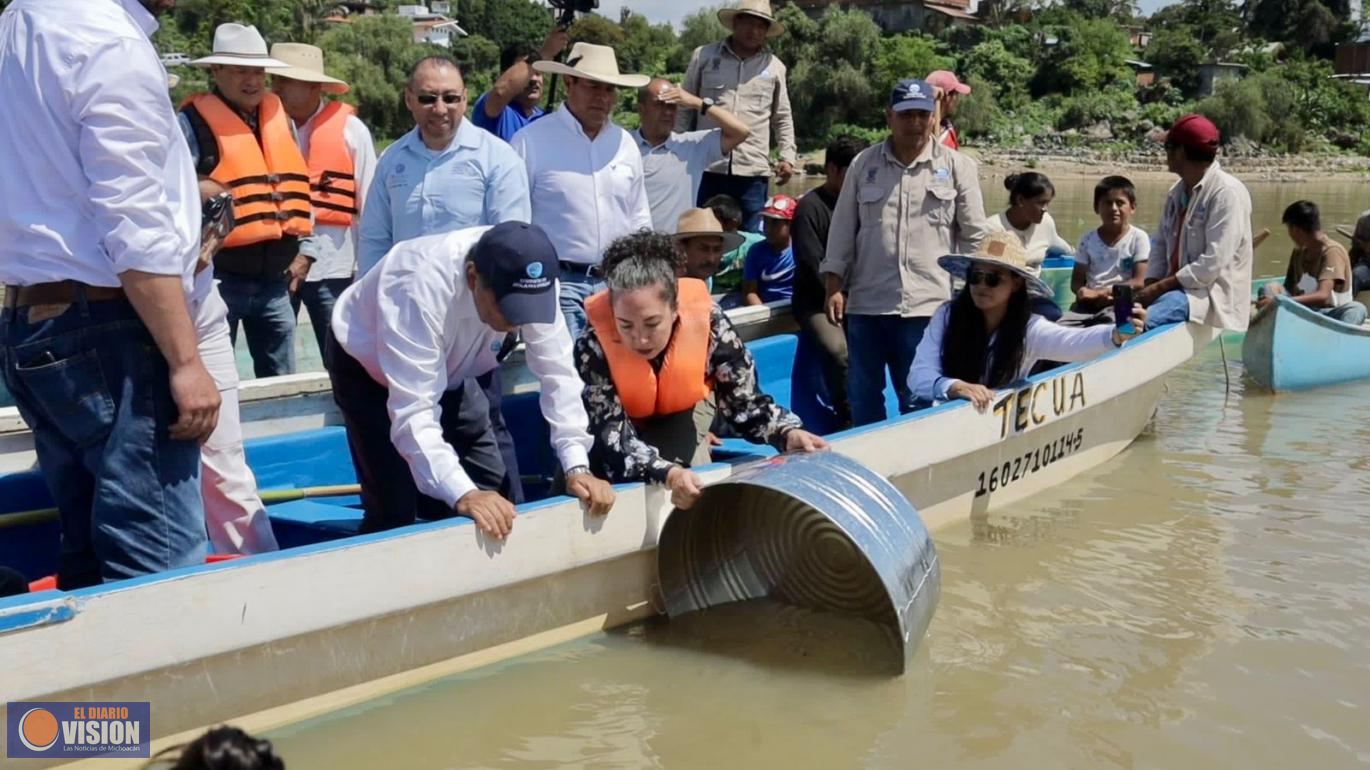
[940,281,1033,388]
[147,726,284,770]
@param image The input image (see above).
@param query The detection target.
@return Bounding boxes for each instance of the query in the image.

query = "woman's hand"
[665,465,704,510]
[784,429,828,453]
[1113,304,1148,344]
[947,380,995,412]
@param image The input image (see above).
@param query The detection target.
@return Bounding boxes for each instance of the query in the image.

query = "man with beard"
[472,29,569,143]
[0,0,219,586]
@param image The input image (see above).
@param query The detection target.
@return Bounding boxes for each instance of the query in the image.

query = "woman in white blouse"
[908,232,1146,411]
[990,172,1075,321]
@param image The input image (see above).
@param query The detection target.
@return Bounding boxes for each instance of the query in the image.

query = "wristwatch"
[700,97,715,116]
[565,465,591,478]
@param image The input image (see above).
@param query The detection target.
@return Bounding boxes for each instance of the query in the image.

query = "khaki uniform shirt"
[820,140,989,317]
[677,40,796,177]
[1146,160,1254,331]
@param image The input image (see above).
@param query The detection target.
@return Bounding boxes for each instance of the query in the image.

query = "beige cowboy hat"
[718,0,786,38]
[192,24,289,69]
[266,43,350,94]
[938,231,1054,299]
[533,42,650,88]
[674,208,744,252]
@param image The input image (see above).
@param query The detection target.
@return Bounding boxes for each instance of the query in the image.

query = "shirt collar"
[117,0,158,38]
[879,138,934,167]
[400,118,483,157]
[555,104,613,142]
[721,38,766,63]
[634,128,671,150]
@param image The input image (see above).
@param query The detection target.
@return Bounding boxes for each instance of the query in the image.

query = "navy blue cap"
[890,79,936,113]
[471,222,560,326]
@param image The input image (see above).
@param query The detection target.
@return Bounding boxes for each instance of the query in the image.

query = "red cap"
[1162,113,1220,151]
[925,70,971,95]
[761,194,797,221]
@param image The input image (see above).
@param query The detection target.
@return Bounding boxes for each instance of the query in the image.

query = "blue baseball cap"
[471,222,561,326]
[890,79,936,113]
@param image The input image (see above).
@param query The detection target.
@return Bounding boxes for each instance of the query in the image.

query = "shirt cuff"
[437,469,479,511]
[935,377,955,401]
[557,444,590,475]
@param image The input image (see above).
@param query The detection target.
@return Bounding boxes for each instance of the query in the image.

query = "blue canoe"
[1242,294,1370,391]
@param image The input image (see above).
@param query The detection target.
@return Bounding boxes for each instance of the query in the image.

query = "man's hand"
[540,27,570,61]
[566,472,616,516]
[948,381,995,412]
[775,160,795,186]
[168,360,221,443]
[196,230,223,275]
[285,255,312,294]
[1135,281,1165,307]
[825,290,846,326]
[665,465,704,510]
[656,84,702,111]
[456,489,516,538]
[784,428,828,453]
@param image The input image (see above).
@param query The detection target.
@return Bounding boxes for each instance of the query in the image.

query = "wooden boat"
[0,318,1219,762]
[1242,294,1370,391]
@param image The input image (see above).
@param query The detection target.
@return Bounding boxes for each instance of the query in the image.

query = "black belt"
[4,281,126,309]
[558,261,600,277]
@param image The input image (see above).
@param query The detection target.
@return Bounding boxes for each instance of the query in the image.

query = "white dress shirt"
[511,106,652,267]
[331,226,593,507]
[296,101,378,282]
[0,0,202,300]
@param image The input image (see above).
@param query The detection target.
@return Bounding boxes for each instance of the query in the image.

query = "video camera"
[548,0,598,27]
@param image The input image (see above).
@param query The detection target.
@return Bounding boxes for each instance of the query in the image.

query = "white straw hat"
[267,43,349,94]
[191,24,289,69]
[718,0,786,38]
[533,43,649,88]
[938,231,1054,299]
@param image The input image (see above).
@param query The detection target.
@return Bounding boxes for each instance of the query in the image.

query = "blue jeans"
[697,172,770,233]
[291,277,351,357]
[217,274,296,378]
[1354,263,1370,295]
[0,296,206,588]
[558,268,606,342]
[1146,289,1191,327]
[846,314,928,427]
[1324,302,1368,325]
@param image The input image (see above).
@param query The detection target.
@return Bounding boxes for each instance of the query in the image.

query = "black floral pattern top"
[574,304,804,483]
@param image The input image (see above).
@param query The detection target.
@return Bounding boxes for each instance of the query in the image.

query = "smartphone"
[1113,284,1135,334]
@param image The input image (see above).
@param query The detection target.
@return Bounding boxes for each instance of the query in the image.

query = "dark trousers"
[1,296,206,588]
[217,273,295,378]
[324,330,511,534]
[476,366,523,504]
[846,314,928,427]
[290,277,351,358]
[697,172,770,233]
[796,310,851,428]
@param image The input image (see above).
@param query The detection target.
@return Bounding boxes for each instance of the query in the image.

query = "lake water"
[265,344,1370,768]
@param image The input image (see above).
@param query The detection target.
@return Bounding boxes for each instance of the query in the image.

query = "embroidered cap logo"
[526,262,544,279]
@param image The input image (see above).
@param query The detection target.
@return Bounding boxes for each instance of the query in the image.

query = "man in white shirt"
[269,43,378,358]
[0,0,219,587]
[513,43,652,339]
[326,222,616,536]
[635,77,750,233]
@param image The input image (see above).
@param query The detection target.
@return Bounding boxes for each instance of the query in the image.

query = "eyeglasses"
[416,92,464,106]
[967,269,1003,288]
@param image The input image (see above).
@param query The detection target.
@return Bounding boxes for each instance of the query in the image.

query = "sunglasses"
[415,92,464,106]
[967,269,1004,288]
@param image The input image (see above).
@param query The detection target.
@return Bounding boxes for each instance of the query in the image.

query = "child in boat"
[989,172,1074,321]
[148,725,284,769]
[741,195,797,306]
[908,231,1146,411]
[1258,200,1368,325]
[1061,175,1150,326]
[575,231,826,510]
[704,194,762,295]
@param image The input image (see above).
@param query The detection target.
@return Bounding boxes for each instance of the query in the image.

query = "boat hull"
[1242,295,1370,391]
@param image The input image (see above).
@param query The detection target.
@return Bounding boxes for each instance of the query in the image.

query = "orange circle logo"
[17,708,59,752]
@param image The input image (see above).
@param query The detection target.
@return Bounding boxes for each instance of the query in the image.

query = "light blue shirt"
[357,119,531,276]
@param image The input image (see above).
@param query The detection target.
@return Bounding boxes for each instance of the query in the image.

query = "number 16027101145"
[975,428,1085,498]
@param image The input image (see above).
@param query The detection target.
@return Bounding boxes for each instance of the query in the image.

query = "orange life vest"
[585,278,715,421]
[188,93,313,248]
[306,101,359,227]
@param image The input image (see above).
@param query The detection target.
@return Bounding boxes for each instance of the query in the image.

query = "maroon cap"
[1162,113,1220,151]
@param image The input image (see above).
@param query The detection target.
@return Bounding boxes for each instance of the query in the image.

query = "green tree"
[677,6,728,56]
[457,0,552,51]
[1147,0,1243,55]
[1146,25,1206,98]
[1037,15,1134,95]
[872,34,953,105]
[958,39,1033,110]
[316,15,447,142]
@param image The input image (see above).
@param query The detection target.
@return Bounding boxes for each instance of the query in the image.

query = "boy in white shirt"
[1062,176,1149,326]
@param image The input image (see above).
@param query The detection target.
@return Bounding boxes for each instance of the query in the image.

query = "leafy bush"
[824,123,888,147]
[872,34,954,104]
[952,76,1002,140]
[958,40,1034,111]
[1057,87,1138,130]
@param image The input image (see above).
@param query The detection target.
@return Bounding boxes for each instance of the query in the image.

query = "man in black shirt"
[791,135,868,429]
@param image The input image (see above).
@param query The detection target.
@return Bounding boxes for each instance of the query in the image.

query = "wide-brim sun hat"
[533,42,650,88]
[718,0,786,38]
[266,43,350,94]
[938,231,1054,299]
[674,208,744,253]
[191,24,289,69]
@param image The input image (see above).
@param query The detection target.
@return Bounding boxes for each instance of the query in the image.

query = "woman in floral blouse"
[575,231,826,509]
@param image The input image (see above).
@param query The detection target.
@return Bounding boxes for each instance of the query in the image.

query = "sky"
[591,0,1178,30]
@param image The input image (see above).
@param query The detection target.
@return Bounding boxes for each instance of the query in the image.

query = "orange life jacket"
[188,93,313,248]
[585,278,715,421]
[306,101,358,227]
